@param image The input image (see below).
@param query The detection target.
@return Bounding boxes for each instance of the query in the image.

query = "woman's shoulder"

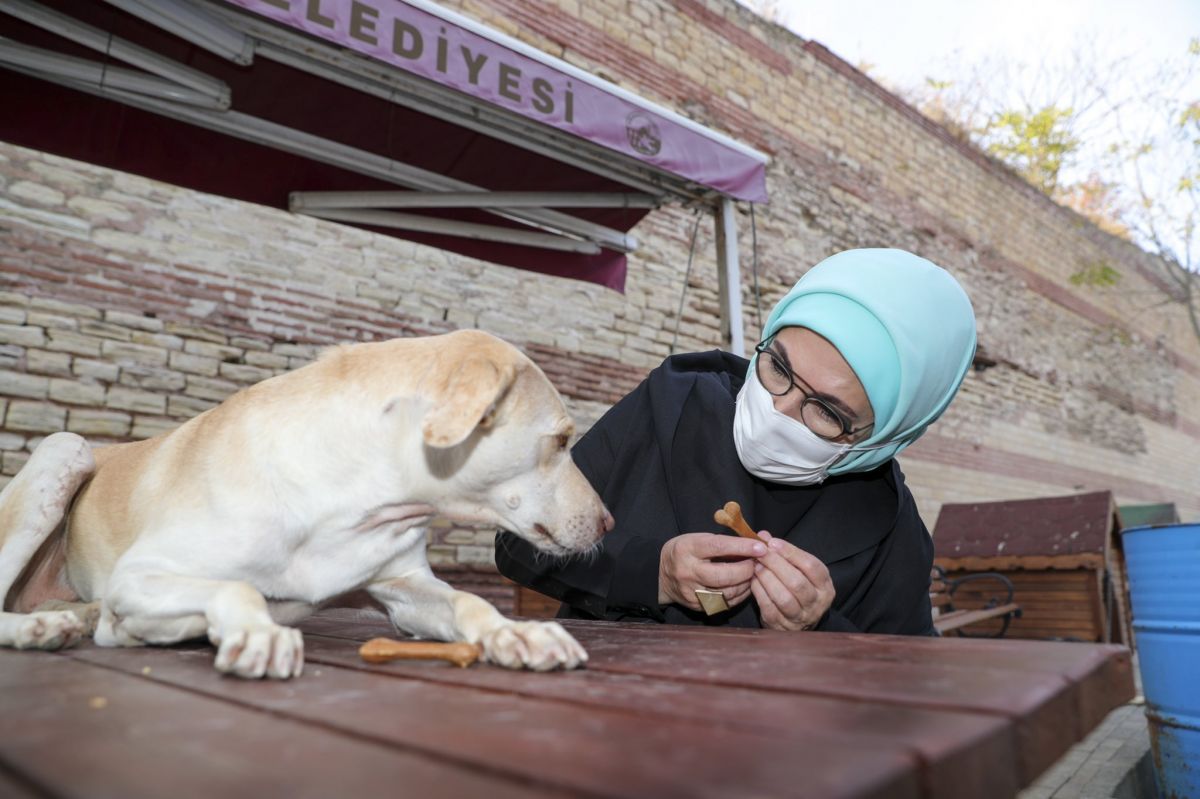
[660,349,749,375]
[650,350,749,395]
[582,350,746,443]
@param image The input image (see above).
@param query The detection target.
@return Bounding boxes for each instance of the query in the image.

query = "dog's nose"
[601,509,615,534]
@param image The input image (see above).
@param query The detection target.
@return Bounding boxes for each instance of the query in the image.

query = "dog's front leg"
[98,572,304,679]
[367,568,587,671]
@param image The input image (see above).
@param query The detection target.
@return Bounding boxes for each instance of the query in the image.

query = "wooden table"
[0,607,1135,799]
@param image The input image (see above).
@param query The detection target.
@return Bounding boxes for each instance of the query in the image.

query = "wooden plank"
[299,633,1020,799]
[299,607,396,639]
[942,568,1109,642]
[1108,547,1135,647]
[940,621,1090,638]
[572,641,1074,784]
[302,607,1128,698]
[304,607,1135,724]
[951,593,1093,611]
[0,649,564,799]
[935,554,1106,571]
[0,606,1134,799]
[298,610,1132,788]
[1041,643,1138,739]
[979,628,1098,643]
[63,642,921,799]
[934,604,1020,634]
[956,611,1094,625]
[965,598,1095,610]
[562,622,1131,783]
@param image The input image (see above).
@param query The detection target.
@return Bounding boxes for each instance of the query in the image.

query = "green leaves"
[1069,260,1123,288]
[984,105,1081,193]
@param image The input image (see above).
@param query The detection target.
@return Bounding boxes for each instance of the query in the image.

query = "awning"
[0,0,767,348]
[226,0,768,203]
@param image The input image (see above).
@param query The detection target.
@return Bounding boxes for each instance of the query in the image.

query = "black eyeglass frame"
[752,339,875,441]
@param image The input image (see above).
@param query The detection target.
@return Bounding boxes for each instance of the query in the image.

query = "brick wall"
[2,0,1198,574]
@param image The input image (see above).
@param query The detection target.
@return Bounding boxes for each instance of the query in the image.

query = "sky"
[772,0,1200,93]
[757,0,1200,264]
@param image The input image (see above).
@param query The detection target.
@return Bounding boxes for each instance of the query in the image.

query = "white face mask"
[732,370,850,485]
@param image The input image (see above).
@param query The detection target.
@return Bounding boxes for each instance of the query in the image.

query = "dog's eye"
[556,434,570,451]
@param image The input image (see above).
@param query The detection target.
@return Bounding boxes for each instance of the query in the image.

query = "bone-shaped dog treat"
[359,637,483,668]
[713,501,759,540]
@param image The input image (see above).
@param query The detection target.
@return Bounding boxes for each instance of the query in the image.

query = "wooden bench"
[930,565,1022,637]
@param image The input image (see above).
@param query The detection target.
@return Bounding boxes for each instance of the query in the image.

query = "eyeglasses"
[753,340,875,441]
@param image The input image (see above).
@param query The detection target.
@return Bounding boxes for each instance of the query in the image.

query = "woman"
[496,248,976,634]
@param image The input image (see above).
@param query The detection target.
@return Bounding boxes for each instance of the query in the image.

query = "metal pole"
[714,197,744,356]
[289,190,660,210]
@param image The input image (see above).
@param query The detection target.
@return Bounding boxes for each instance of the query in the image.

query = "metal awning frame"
[0,39,645,253]
[0,0,758,354]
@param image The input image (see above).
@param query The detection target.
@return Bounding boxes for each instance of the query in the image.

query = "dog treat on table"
[713,501,759,540]
[359,638,483,668]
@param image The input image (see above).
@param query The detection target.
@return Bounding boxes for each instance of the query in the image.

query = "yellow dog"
[0,330,612,678]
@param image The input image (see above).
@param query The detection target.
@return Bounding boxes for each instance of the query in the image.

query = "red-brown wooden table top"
[0,607,1135,799]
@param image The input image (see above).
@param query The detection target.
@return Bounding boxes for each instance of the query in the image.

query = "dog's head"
[414,330,613,556]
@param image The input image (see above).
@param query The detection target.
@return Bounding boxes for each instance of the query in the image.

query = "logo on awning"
[625,112,662,156]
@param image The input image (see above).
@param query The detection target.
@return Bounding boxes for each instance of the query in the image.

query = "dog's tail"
[0,432,95,610]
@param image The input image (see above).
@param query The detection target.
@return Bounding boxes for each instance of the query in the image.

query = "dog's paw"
[213,624,304,679]
[14,610,85,650]
[479,621,588,671]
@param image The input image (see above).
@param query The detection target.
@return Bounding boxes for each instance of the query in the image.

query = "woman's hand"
[750,532,835,631]
[658,533,767,611]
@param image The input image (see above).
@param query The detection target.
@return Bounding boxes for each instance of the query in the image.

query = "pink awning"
[0,0,768,292]
[224,0,768,202]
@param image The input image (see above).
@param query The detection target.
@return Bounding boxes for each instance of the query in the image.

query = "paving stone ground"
[1018,657,1155,799]
[1017,702,1152,799]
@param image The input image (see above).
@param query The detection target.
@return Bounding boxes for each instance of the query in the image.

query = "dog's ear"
[421,354,518,448]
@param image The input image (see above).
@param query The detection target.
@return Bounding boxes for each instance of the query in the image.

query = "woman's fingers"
[663,532,834,627]
[693,533,767,561]
[695,557,757,589]
[662,532,779,613]
[753,565,805,619]
[756,540,831,608]
[725,583,753,607]
[755,551,816,603]
[750,577,785,627]
[751,538,836,630]
[764,538,833,590]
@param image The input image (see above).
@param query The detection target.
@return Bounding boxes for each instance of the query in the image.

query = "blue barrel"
[1123,522,1200,798]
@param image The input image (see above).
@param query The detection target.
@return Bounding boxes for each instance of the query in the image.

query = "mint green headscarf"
[758,248,976,475]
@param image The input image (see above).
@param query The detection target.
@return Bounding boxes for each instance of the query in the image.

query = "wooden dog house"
[932,491,1133,645]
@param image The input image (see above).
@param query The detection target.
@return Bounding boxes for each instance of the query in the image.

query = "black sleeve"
[816,481,936,636]
[876,494,937,636]
[816,591,934,635]
[814,608,860,633]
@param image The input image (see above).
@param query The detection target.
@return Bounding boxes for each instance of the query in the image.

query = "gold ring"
[694,588,730,616]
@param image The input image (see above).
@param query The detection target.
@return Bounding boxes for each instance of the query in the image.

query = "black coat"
[495,350,935,634]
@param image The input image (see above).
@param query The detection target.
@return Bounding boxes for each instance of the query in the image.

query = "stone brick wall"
[2,0,1198,576]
